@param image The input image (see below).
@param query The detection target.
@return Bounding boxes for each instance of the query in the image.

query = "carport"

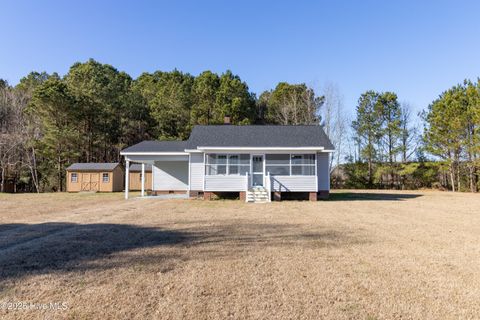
[119,141,189,199]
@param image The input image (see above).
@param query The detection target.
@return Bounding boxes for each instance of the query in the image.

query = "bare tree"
[321,82,348,176]
[266,83,324,125]
[400,102,419,162]
[0,81,41,193]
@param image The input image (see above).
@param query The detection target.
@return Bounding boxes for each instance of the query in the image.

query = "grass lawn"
[0,190,479,319]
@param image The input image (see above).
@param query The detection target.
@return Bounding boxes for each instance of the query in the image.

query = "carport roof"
[129,164,153,172]
[121,141,188,153]
[66,163,121,171]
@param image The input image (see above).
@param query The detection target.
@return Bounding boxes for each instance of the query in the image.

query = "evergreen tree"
[352,91,383,186]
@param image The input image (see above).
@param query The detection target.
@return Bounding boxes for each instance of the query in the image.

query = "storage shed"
[129,163,152,191]
[66,163,124,192]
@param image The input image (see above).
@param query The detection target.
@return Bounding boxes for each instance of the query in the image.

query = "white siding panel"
[204,176,246,191]
[153,161,188,190]
[189,153,204,191]
[317,152,330,191]
[270,176,317,192]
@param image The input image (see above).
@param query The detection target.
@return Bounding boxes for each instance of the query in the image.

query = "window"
[71,173,78,183]
[102,173,109,183]
[265,154,316,176]
[206,154,249,175]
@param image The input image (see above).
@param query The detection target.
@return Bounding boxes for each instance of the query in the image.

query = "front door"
[251,155,264,187]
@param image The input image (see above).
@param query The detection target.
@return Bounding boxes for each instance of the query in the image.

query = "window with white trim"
[206,154,249,175]
[265,154,316,176]
[71,173,78,183]
[102,173,109,183]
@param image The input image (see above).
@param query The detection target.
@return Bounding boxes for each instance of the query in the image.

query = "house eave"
[120,152,189,156]
[196,146,326,152]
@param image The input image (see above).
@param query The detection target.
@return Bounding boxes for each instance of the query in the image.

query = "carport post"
[125,159,129,199]
[141,163,145,197]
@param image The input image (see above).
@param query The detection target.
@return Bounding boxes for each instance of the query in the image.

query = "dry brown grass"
[0,190,479,319]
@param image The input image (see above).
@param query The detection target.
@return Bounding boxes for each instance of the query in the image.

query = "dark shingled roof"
[129,164,152,172]
[121,141,188,153]
[66,163,121,171]
[121,125,334,153]
[187,125,334,149]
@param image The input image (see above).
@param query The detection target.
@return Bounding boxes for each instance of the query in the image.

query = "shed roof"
[129,164,153,172]
[66,163,121,171]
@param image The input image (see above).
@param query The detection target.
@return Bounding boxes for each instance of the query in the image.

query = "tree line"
[342,81,480,192]
[0,59,323,192]
[1,59,478,193]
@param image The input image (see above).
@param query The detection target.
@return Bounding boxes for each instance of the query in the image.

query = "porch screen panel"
[239,154,250,175]
[265,153,316,176]
[291,154,316,175]
[265,154,290,176]
[206,154,249,175]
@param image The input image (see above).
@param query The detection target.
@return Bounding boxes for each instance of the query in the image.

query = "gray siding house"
[120,124,334,202]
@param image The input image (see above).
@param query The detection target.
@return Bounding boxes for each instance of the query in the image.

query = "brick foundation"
[151,190,187,196]
[317,190,329,200]
[273,191,282,201]
[239,191,246,201]
[309,192,318,201]
[203,191,215,200]
[189,191,203,199]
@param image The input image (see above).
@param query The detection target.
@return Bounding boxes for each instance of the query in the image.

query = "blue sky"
[1,0,479,118]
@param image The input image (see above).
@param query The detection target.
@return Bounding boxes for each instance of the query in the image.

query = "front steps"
[246,186,270,203]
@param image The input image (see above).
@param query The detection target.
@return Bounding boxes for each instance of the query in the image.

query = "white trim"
[250,154,265,187]
[202,153,206,191]
[151,161,155,191]
[188,153,191,191]
[120,152,188,156]
[315,152,318,192]
[197,147,325,151]
[184,149,203,153]
[141,163,145,197]
[125,160,129,199]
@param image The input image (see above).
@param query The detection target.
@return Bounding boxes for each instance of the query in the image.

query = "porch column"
[125,159,130,199]
[141,163,145,197]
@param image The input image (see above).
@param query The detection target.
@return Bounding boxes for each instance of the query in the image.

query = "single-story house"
[120,122,334,202]
[129,163,152,191]
[66,163,124,192]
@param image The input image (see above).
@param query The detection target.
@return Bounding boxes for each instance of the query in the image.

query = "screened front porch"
[203,153,318,192]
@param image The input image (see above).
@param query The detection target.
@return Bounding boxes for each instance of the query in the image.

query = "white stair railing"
[265,172,272,202]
